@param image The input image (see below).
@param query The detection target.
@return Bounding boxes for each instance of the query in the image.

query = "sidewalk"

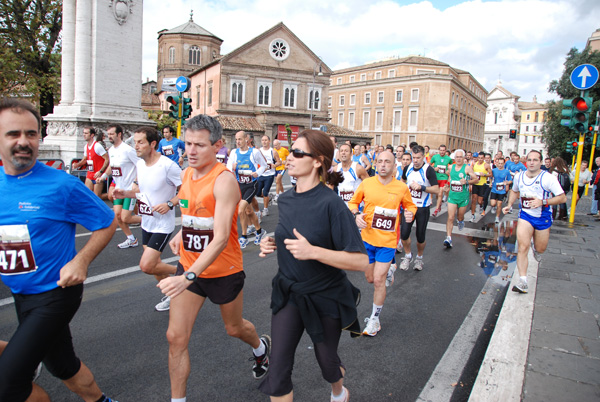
[470,195,600,401]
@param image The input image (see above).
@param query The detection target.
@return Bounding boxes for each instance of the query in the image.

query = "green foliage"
[146,110,176,132]
[543,46,600,160]
[0,0,62,122]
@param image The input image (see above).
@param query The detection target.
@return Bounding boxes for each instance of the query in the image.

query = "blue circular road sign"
[570,64,599,90]
[175,76,191,92]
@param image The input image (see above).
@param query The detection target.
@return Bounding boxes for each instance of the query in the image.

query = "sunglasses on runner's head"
[290,148,314,158]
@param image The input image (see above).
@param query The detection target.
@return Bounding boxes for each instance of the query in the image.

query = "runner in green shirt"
[430,144,453,217]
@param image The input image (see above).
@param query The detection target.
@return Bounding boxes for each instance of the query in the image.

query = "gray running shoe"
[155,296,170,312]
[399,256,411,271]
[251,335,271,379]
[531,240,542,262]
[385,264,396,287]
[512,279,528,294]
[413,258,424,271]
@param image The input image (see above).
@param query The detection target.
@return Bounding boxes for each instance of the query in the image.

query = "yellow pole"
[176,92,183,139]
[584,131,597,196]
[568,133,585,223]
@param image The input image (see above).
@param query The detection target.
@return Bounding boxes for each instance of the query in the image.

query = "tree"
[0,0,62,134]
[542,46,600,160]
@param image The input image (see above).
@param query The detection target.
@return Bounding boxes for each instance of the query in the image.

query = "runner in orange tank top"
[157,115,271,401]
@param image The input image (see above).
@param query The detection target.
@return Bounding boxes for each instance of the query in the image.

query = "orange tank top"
[178,163,243,278]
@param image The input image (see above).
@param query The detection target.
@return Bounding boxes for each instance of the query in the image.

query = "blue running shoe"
[254,229,266,245]
[458,220,465,231]
[443,237,453,248]
[239,237,249,249]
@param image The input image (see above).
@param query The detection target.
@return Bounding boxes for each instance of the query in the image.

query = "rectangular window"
[338,112,344,126]
[207,82,213,107]
[411,88,419,102]
[282,84,297,108]
[257,81,272,107]
[348,112,355,129]
[393,110,402,132]
[337,77,342,85]
[524,136,528,143]
[363,111,370,130]
[375,71,382,79]
[395,90,403,102]
[409,109,418,128]
[377,91,384,104]
[525,126,529,132]
[392,135,400,147]
[196,88,201,108]
[350,94,356,106]
[375,134,382,145]
[231,80,245,104]
[526,114,531,120]
[307,88,321,110]
[388,70,396,78]
[349,75,355,83]
[339,95,345,107]
[533,126,537,132]
[360,73,366,81]
[328,96,332,107]
[364,92,371,105]
[408,135,416,144]
[375,110,383,130]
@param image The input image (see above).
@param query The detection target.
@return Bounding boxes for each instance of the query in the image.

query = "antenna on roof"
[498,74,502,85]
[190,10,193,22]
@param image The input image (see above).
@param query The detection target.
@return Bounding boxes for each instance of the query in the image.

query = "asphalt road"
[0,184,518,402]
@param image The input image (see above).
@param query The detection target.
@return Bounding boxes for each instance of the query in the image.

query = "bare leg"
[139,246,176,281]
[219,290,261,349]
[515,219,534,277]
[62,362,103,402]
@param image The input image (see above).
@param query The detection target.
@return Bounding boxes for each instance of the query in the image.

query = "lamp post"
[309,60,323,129]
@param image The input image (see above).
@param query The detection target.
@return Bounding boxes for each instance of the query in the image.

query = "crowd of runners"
[0,98,573,402]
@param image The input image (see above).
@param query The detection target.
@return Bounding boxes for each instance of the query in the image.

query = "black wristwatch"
[167,201,174,210]
[354,211,361,216]
[184,271,196,281]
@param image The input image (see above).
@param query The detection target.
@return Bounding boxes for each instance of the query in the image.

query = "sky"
[142,0,600,103]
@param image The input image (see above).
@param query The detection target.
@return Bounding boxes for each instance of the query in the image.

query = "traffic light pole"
[176,91,182,139]
[569,132,586,224]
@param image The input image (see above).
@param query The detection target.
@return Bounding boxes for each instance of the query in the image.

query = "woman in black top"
[258,130,368,402]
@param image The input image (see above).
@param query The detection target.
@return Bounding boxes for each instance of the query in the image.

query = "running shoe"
[251,334,271,379]
[432,208,441,217]
[247,224,256,235]
[399,256,411,271]
[458,220,465,231]
[470,215,476,223]
[491,207,497,214]
[239,237,249,249]
[155,296,170,312]
[444,237,453,248]
[512,279,528,294]
[117,238,138,249]
[396,239,403,253]
[413,258,424,271]
[362,317,381,337]
[255,211,262,224]
[331,386,350,402]
[509,207,514,214]
[495,216,500,224]
[385,264,396,287]
[531,240,542,262]
[443,195,447,202]
[262,208,269,217]
[480,210,486,218]
[254,229,266,245]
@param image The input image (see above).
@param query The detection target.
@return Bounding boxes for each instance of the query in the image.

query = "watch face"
[185,272,196,281]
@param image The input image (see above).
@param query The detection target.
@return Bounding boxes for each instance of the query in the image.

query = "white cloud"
[142,0,600,102]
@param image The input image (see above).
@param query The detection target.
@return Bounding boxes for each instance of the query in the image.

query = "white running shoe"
[491,207,497,214]
[413,258,424,271]
[118,238,138,249]
[262,208,269,217]
[255,211,262,224]
[155,296,170,311]
[495,216,500,224]
[385,264,396,287]
[362,317,381,337]
[399,256,411,271]
[470,215,476,223]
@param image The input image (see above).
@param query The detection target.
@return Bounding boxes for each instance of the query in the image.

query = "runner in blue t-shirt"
[489,157,513,224]
[0,99,118,402]
[158,126,186,166]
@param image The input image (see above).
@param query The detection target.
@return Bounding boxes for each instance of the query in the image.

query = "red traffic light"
[572,141,578,148]
[166,95,179,106]
[589,125,594,132]
[572,97,588,112]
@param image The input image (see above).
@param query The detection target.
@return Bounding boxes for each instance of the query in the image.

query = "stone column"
[59,0,76,106]
[72,0,92,108]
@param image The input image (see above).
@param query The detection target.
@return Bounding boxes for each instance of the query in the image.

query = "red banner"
[277,125,299,144]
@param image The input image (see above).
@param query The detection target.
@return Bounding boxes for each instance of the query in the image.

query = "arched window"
[168,47,175,64]
[231,81,245,104]
[189,46,201,65]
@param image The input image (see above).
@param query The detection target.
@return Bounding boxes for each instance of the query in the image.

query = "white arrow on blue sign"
[175,76,191,92]
[570,64,599,90]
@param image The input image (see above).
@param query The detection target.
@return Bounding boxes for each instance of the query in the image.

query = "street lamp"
[309,60,323,129]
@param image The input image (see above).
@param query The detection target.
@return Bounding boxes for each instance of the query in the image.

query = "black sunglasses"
[290,148,314,158]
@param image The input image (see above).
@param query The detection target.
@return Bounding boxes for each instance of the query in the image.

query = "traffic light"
[561,98,574,127]
[509,129,517,139]
[566,140,573,153]
[571,96,592,133]
[166,95,181,120]
[181,97,192,121]
[572,140,578,153]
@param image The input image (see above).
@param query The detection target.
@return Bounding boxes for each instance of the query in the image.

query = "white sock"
[520,276,528,284]
[172,398,186,402]
[331,387,347,402]
[371,303,382,320]
[416,255,423,260]
[405,253,412,260]
[127,234,135,241]
[253,338,266,357]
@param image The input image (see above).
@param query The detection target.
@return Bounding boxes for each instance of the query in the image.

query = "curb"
[468,247,539,401]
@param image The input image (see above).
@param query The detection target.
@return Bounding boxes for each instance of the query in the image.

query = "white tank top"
[260,147,276,177]
[405,162,433,208]
[337,162,362,204]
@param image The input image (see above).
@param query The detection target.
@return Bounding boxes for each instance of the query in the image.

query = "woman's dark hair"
[550,157,568,174]
[298,129,344,187]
